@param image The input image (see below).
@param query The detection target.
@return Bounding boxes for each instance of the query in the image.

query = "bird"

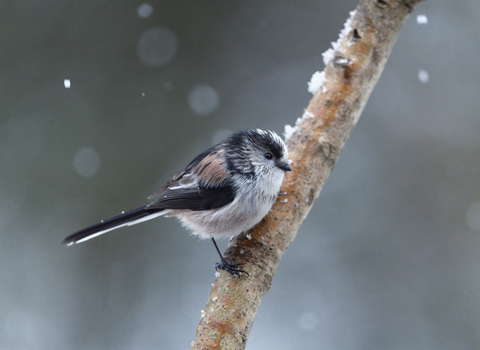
[63,129,291,276]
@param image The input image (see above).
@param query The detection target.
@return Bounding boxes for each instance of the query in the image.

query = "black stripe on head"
[224,129,287,174]
[228,129,286,158]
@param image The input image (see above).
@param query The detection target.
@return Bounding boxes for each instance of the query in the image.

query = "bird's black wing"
[146,180,236,211]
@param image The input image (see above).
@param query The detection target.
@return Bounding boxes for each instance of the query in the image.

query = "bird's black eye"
[264,152,273,160]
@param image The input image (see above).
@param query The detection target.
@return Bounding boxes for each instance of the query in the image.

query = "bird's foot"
[215,259,248,277]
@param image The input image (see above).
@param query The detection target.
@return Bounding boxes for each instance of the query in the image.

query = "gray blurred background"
[1,1,479,349]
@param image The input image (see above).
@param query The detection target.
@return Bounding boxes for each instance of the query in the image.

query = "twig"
[191,1,424,349]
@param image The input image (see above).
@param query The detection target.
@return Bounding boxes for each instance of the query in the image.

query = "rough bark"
[192,1,424,349]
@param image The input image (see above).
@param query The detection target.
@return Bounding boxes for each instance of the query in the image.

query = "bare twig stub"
[192,1,424,349]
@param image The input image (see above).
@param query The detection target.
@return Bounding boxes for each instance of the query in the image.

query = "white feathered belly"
[173,193,276,239]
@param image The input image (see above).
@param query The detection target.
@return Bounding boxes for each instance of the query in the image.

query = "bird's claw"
[215,259,249,277]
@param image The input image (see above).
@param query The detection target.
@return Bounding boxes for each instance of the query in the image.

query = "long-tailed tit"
[63,129,291,276]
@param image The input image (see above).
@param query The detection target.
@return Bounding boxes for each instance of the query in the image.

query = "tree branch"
[192,1,424,349]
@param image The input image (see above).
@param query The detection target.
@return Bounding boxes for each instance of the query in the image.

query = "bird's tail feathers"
[63,206,169,246]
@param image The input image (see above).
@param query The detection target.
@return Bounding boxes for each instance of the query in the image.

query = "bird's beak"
[277,162,292,171]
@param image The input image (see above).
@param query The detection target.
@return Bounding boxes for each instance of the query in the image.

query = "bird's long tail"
[62,206,168,246]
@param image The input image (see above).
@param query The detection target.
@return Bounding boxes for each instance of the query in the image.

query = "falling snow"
[418,69,429,83]
[416,14,428,24]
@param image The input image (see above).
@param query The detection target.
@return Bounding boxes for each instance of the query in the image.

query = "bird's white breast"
[174,169,285,240]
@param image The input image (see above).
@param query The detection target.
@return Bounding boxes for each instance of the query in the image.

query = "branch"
[192,1,424,349]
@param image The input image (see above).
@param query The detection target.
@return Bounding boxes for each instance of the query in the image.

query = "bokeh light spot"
[73,147,101,178]
[188,85,219,115]
[137,4,153,18]
[298,312,318,331]
[137,27,177,67]
[466,202,480,231]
